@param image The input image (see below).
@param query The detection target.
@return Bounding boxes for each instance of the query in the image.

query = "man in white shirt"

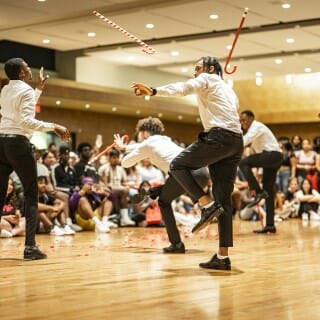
[239,110,282,234]
[131,56,244,270]
[114,117,209,254]
[0,58,70,260]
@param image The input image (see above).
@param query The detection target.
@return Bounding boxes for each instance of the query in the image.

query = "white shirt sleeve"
[243,122,263,147]
[122,142,151,168]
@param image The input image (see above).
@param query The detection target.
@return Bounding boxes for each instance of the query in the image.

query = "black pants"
[239,151,282,226]
[0,135,38,246]
[158,167,209,245]
[170,128,244,247]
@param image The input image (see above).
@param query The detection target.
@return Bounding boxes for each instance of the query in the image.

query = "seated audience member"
[37,176,75,236]
[69,177,115,232]
[296,178,320,220]
[293,139,318,190]
[137,158,165,186]
[125,165,141,196]
[291,135,302,152]
[51,145,77,195]
[0,178,25,238]
[98,149,135,226]
[275,177,300,220]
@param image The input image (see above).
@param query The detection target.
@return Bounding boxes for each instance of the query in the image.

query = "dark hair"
[109,149,120,157]
[241,110,255,118]
[136,117,165,135]
[37,176,47,184]
[4,58,25,80]
[59,145,70,155]
[139,180,151,192]
[77,142,92,154]
[201,56,223,79]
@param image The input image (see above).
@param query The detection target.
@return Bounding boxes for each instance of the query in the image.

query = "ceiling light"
[286,38,295,44]
[127,56,134,61]
[42,39,50,44]
[38,0,47,2]
[87,32,96,37]
[158,113,163,118]
[209,14,219,20]
[146,23,154,29]
[256,77,263,86]
[256,72,263,77]
[112,107,117,112]
[56,100,61,106]
[181,67,189,73]
[177,115,183,120]
[136,110,141,115]
[85,104,90,109]
[275,58,283,64]
[144,96,150,101]
[304,67,312,73]
[282,3,291,9]
[226,44,232,50]
[196,117,201,123]
[285,74,292,84]
[171,51,179,57]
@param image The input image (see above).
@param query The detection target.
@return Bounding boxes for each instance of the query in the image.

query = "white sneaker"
[107,220,118,228]
[50,225,65,236]
[70,224,82,232]
[301,212,309,221]
[120,218,135,227]
[0,229,13,238]
[63,225,76,235]
[95,222,110,233]
[310,211,320,221]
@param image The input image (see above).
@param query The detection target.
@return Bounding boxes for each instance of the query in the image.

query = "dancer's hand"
[113,134,126,151]
[131,83,153,96]
[37,67,50,90]
[53,124,70,141]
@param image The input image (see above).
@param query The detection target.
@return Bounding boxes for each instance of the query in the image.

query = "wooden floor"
[1,219,320,320]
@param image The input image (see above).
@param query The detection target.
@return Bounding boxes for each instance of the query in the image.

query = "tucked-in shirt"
[243,120,281,153]
[156,73,241,134]
[122,135,183,174]
[0,80,54,139]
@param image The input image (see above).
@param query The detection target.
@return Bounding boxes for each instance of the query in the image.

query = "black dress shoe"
[192,202,224,234]
[163,242,185,254]
[247,190,268,208]
[24,245,47,260]
[199,254,231,270]
[253,225,276,234]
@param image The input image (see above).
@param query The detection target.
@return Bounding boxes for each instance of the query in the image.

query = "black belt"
[210,127,242,138]
[0,134,25,138]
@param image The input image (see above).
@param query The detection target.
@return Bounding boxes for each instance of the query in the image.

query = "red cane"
[224,8,249,75]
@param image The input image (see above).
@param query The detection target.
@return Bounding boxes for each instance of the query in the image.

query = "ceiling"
[0,0,319,82]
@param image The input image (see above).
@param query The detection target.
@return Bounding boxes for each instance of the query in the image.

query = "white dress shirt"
[0,80,54,139]
[122,135,183,174]
[243,120,281,153]
[156,73,241,134]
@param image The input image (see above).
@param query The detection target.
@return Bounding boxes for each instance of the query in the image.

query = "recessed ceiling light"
[177,115,183,120]
[285,74,292,84]
[304,67,312,73]
[256,72,263,77]
[87,32,96,37]
[42,39,50,44]
[146,23,154,29]
[282,3,291,9]
[171,51,179,57]
[56,100,61,106]
[127,56,134,61]
[256,77,263,86]
[275,58,283,64]
[226,44,232,50]
[209,14,219,20]
[38,0,47,2]
[136,110,141,115]
[85,104,90,109]
[286,38,295,44]
[196,117,201,123]
[158,113,163,118]
[112,107,117,112]
[181,67,189,73]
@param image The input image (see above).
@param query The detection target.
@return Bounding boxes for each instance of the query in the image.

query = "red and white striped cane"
[92,10,156,55]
